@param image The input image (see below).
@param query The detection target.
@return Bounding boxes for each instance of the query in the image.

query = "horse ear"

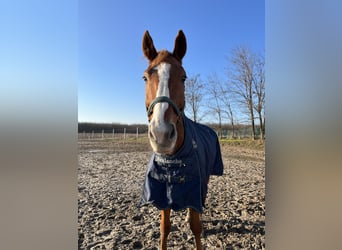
[142,30,158,61]
[173,30,187,62]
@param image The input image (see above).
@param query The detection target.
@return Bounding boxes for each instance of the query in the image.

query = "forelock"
[147,50,182,71]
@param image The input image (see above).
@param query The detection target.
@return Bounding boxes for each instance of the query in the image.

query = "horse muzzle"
[148,122,177,154]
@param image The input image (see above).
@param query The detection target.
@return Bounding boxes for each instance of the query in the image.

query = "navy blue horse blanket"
[141,115,224,213]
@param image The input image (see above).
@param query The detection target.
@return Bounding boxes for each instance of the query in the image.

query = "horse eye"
[142,76,147,82]
[182,75,187,82]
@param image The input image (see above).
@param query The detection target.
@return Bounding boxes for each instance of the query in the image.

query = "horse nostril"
[169,124,176,140]
[149,130,156,141]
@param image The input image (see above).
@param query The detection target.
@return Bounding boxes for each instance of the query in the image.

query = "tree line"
[184,46,265,140]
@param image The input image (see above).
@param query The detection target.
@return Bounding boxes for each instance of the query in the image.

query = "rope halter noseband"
[147,96,182,118]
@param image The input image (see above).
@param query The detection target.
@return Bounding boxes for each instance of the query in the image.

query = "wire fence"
[78,126,262,140]
[78,128,145,140]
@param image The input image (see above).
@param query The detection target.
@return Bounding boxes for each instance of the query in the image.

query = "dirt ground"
[78,137,265,249]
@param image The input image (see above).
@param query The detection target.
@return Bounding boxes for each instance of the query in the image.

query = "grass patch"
[219,138,265,150]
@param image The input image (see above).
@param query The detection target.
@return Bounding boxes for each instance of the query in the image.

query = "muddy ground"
[78,137,265,249]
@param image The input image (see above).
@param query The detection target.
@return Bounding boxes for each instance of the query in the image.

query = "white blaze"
[149,62,177,153]
[152,63,171,125]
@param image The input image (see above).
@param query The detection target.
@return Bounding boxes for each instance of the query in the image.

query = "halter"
[147,96,182,118]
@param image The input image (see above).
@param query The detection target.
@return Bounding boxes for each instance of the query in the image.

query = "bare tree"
[227,46,258,140]
[253,53,265,140]
[184,74,204,123]
[219,83,236,138]
[205,73,224,138]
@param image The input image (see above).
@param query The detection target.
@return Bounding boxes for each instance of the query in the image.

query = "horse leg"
[188,208,203,250]
[159,209,171,250]
[186,207,201,222]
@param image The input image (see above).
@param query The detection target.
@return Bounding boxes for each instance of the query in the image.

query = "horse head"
[142,30,187,155]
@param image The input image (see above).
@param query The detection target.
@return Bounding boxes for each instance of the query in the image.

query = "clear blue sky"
[78,0,265,124]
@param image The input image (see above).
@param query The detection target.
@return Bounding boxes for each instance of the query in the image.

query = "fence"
[219,126,263,139]
[78,126,260,140]
[78,127,148,140]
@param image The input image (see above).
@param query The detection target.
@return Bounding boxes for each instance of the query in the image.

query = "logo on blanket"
[154,154,184,167]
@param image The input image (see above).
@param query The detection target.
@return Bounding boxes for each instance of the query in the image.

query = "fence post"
[92,130,94,139]
[136,127,139,140]
[124,128,126,140]
[102,129,104,139]
[112,128,115,139]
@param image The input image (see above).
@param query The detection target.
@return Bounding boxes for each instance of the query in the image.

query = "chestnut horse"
[141,30,224,250]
